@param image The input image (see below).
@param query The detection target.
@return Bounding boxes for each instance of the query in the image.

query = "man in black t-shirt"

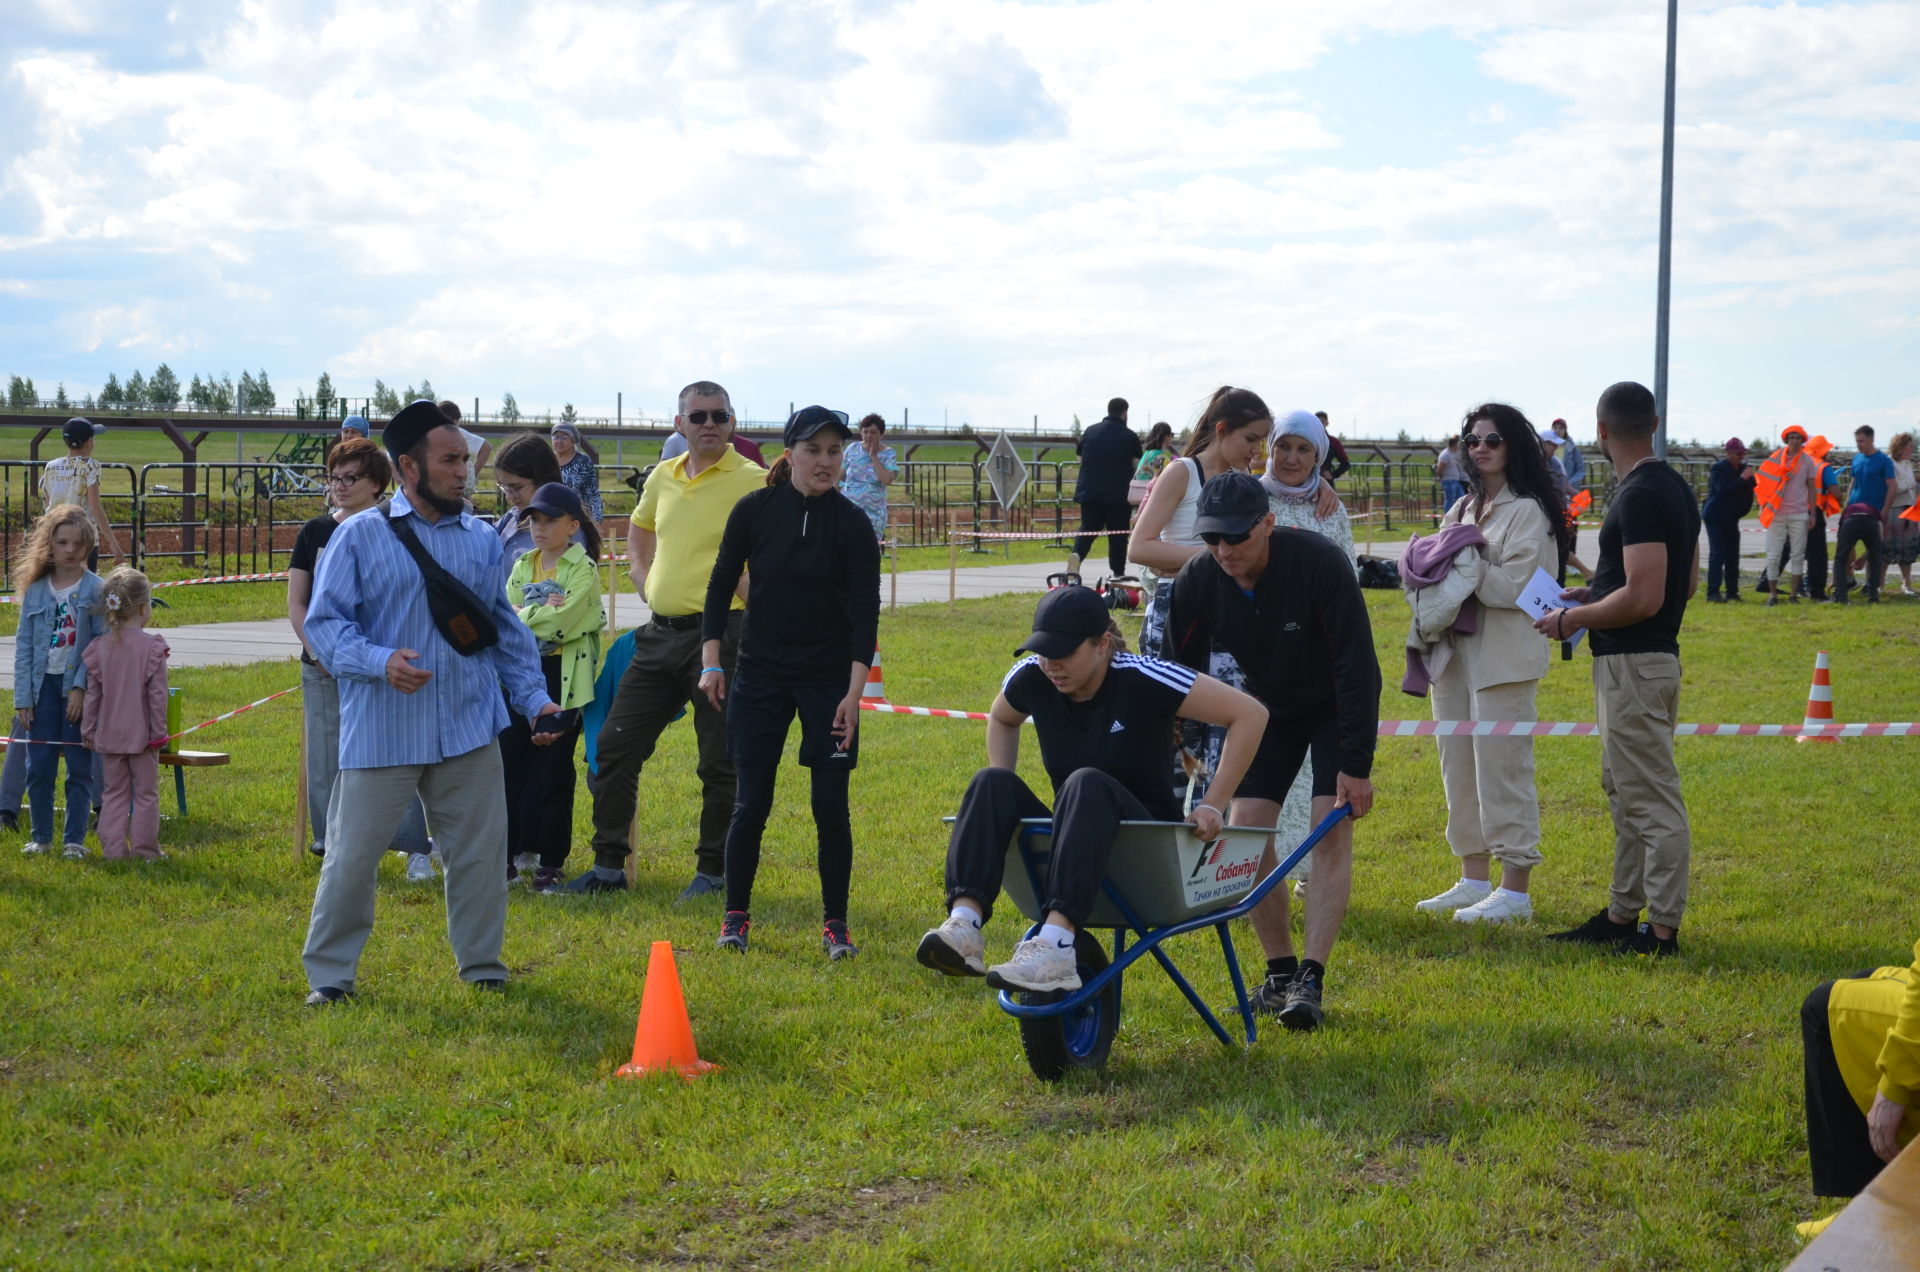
[1536,381,1699,958]
[1072,398,1143,575]
[1167,471,1381,1031]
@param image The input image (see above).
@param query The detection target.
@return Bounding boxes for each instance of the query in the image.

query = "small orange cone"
[861,647,886,702]
[1796,650,1837,744]
[615,941,719,1080]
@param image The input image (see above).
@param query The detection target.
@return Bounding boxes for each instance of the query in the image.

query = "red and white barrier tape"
[2,685,300,748]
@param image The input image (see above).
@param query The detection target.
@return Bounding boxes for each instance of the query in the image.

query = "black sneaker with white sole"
[1247,974,1291,1018]
[1278,965,1325,1032]
[1546,908,1637,947]
[821,919,858,961]
[718,910,750,953]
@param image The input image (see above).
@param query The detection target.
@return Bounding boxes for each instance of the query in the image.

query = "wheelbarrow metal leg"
[1217,921,1256,1046]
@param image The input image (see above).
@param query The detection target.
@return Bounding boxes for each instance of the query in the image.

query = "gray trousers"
[301,661,430,854]
[301,741,509,990]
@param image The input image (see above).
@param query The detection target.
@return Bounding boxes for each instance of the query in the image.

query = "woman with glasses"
[287,437,436,879]
[549,421,603,526]
[1414,404,1569,925]
[491,433,566,559]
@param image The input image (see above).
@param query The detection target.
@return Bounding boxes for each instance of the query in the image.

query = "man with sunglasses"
[1167,471,1381,1031]
[564,381,767,898]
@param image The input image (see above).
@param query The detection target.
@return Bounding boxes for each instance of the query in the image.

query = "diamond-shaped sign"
[985,431,1028,511]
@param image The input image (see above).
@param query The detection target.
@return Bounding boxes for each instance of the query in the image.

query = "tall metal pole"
[1653,0,1677,460]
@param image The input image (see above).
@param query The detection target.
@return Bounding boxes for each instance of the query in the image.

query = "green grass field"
[3,573,1912,1269]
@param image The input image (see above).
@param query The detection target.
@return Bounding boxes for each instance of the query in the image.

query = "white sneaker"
[22,841,48,856]
[62,842,88,860]
[986,937,1082,993]
[915,914,987,977]
[1415,879,1491,914]
[405,853,437,883]
[1454,890,1533,924]
[513,852,540,874]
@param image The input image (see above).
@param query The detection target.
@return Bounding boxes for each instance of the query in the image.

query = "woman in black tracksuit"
[698,406,881,961]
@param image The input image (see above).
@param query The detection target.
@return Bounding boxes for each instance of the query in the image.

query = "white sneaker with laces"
[406,853,437,883]
[986,937,1082,993]
[915,914,987,976]
[1453,889,1533,924]
[22,841,49,856]
[1415,879,1491,914]
[62,842,88,860]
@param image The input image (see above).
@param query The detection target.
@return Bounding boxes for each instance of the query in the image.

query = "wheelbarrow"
[986,806,1352,1081]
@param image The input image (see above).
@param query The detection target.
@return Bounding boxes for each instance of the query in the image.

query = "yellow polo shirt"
[631,445,767,616]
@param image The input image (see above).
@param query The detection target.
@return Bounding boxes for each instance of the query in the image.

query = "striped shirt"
[307,488,553,769]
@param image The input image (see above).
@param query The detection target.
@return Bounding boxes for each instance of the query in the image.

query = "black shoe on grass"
[1278,965,1324,1032]
[1248,974,1291,1018]
[0,810,17,834]
[822,919,858,961]
[555,869,628,895]
[304,986,353,1007]
[1546,909,1638,947]
[718,910,751,953]
[1608,925,1680,958]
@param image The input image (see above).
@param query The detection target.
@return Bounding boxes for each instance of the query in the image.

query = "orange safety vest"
[1754,447,1838,526]
[1564,488,1591,528]
[1903,501,1920,524]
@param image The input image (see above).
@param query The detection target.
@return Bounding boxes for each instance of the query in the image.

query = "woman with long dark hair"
[1415,402,1570,925]
[492,433,566,559]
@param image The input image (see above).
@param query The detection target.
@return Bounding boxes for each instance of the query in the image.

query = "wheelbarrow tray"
[998,819,1276,928]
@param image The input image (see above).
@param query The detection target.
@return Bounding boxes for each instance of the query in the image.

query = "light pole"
[1653,0,1678,459]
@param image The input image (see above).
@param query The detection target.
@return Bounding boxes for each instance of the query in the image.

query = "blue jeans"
[1442,479,1467,513]
[26,677,91,846]
[2,717,99,814]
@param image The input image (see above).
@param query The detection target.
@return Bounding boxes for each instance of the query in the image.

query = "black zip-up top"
[701,481,882,684]
[1166,527,1382,778]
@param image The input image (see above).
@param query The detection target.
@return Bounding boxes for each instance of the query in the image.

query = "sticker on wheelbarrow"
[1182,834,1263,908]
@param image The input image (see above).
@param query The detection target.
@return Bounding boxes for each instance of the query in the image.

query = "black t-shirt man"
[1073,415,1144,504]
[289,513,343,666]
[1587,462,1700,657]
[1000,652,1196,820]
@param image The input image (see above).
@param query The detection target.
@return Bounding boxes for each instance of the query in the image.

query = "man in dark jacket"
[1702,437,1755,602]
[1072,398,1142,575]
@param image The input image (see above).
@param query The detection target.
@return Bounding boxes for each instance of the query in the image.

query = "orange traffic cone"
[862,647,886,702]
[614,941,719,1080]
[1796,650,1837,744]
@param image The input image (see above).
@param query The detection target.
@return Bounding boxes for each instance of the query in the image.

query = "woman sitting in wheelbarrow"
[915,585,1268,993]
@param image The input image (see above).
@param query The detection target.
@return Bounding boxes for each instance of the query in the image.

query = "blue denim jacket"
[12,571,105,707]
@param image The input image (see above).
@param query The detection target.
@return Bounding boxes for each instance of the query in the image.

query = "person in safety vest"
[1756,426,1822,606]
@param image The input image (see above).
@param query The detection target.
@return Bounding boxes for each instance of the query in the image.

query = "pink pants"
[99,750,161,860]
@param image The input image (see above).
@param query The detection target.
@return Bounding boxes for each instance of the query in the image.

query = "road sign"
[986,431,1029,511]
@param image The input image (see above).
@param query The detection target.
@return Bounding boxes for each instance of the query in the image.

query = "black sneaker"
[553,869,629,895]
[0,810,18,833]
[1279,966,1324,1032]
[1546,909,1638,946]
[821,919,859,961]
[304,985,353,1007]
[530,868,566,893]
[676,871,724,903]
[1608,924,1680,958]
[1247,974,1291,1018]
[718,910,751,953]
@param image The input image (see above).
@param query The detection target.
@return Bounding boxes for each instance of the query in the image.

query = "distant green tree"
[210,373,234,413]
[237,370,257,412]
[150,363,181,409]
[5,376,26,408]
[293,387,312,420]
[126,370,148,406]
[415,378,434,404]
[560,402,578,425]
[187,374,206,409]
[500,392,520,423]
[371,380,401,414]
[100,373,123,407]
[253,369,276,411]
[1395,429,1413,445]
[80,394,95,411]
[53,382,69,410]
[314,371,336,417]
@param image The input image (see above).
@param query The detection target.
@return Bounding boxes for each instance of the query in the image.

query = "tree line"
[6,370,572,426]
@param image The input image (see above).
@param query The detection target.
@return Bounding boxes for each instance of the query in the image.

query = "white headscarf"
[1262,409,1327,502]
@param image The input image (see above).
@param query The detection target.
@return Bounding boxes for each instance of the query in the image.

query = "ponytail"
[1103,616,1130,655]
[766,455,792,488]
[1182,386,1273,458]
[579,516,604,563]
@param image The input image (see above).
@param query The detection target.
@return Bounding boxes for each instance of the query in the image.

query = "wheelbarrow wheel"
[1017,937,1117,1081]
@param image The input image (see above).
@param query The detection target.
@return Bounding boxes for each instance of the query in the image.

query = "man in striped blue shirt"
[302,401,560,1006]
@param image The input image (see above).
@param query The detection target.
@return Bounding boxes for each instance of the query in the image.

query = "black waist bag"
[379,501,499,657]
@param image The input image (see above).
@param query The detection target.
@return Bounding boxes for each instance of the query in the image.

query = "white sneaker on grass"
[513,852,539,875]
[915,914,986,977]
[62,843,88,860]
[405,853,437,883]
[986,937,1081,993]
[22,841,49,856]
[1454,889,1533,924]
[1415,879,1491,915]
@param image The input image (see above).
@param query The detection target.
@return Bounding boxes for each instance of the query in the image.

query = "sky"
[1,0,1915,442]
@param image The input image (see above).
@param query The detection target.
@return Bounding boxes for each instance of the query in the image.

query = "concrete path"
[0,520,1831,691]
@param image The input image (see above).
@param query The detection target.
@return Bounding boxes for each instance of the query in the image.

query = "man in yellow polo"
[560,380,766,897]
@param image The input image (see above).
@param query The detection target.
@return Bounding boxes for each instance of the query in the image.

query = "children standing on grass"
[13,507,105,858]
[501,483,603,892]
[81,569,170,861]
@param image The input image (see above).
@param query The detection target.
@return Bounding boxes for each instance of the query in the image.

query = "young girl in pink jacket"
[81,569,171,861]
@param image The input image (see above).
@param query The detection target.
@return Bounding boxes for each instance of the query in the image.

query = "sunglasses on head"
[1464,432,1504,450]
[1200,529,1253,547]
[685,409,732,425]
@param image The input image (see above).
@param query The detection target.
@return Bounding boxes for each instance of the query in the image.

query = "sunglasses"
[685,410,732,425]
[1200,529,1253,547]
[1464,432,1504,450]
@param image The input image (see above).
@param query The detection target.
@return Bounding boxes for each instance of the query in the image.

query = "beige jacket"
[1441,488,1555,691]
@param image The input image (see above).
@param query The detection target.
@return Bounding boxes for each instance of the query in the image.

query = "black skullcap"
[384,399,453,459]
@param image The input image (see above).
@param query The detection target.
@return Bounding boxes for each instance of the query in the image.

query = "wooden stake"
[294,721,309,860]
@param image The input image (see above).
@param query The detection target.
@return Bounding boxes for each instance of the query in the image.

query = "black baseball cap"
[527,481,585,523]
[783,405,852,446]
[1193,470,1270,537]
[62,417,104,447]
[1015,585,1110,659]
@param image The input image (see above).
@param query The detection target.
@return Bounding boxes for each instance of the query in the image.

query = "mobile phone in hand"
[533,708,578,736]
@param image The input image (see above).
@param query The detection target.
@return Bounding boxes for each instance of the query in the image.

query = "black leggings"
[944,766,1150,929]
[1802,979,1887,1197]
[499,656,579,870]
[724,761,852,921]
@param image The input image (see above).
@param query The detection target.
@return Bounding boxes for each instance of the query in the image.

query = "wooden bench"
[1785,1137,1920,1271]
[158,750,230,815]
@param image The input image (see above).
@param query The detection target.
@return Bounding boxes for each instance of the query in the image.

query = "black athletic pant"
[1802,979,1888,1197]
[1833,513,1887,599]
[1073,499,1132,575]
[944,766,1150,930]
[1704,519,1742,598]
[722,673,857,921]
[499,655,580,870]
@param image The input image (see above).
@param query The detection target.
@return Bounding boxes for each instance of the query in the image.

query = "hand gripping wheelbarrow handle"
[996,804,1356,1019]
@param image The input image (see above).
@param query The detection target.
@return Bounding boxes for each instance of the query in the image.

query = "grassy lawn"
[3,566,1914,1269]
